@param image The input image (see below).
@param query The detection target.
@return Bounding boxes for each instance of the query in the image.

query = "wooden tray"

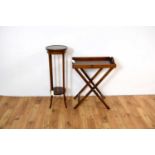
[72,57,116,68]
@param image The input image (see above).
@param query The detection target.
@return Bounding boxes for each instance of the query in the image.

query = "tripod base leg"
[63,94,67,108]
[49,95,53,108]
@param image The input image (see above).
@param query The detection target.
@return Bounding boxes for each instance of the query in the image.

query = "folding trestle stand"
[72,57,116,109]
[46,45,67,108]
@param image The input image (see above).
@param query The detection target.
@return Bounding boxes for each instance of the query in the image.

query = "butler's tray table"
[72,57,116,109]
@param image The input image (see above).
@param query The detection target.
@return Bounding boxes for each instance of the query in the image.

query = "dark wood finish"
[53,87,65,95]
[48,54,53,90]
[72,57,116,68]
[81,68,105,100]
[75,68,110,109]
[48,54,53,108]
[72,56,116,109]
[62,53,67,108]
[49,95,53,108]
[46,45,67,54]
[74,68,104,99]
[47,45,67,108]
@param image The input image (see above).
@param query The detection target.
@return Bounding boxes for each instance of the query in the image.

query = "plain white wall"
[0,26,155,96]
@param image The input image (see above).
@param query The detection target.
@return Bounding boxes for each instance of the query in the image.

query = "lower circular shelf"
[53,87,65,95]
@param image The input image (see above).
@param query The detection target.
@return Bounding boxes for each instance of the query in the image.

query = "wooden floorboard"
[0,95,155,129]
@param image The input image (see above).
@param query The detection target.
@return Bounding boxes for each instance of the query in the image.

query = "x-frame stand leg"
[81,68,106,100]
[74,68,105,99]
[74,68,113,109]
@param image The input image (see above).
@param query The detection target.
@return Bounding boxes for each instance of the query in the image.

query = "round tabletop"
[46,45,67,51]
